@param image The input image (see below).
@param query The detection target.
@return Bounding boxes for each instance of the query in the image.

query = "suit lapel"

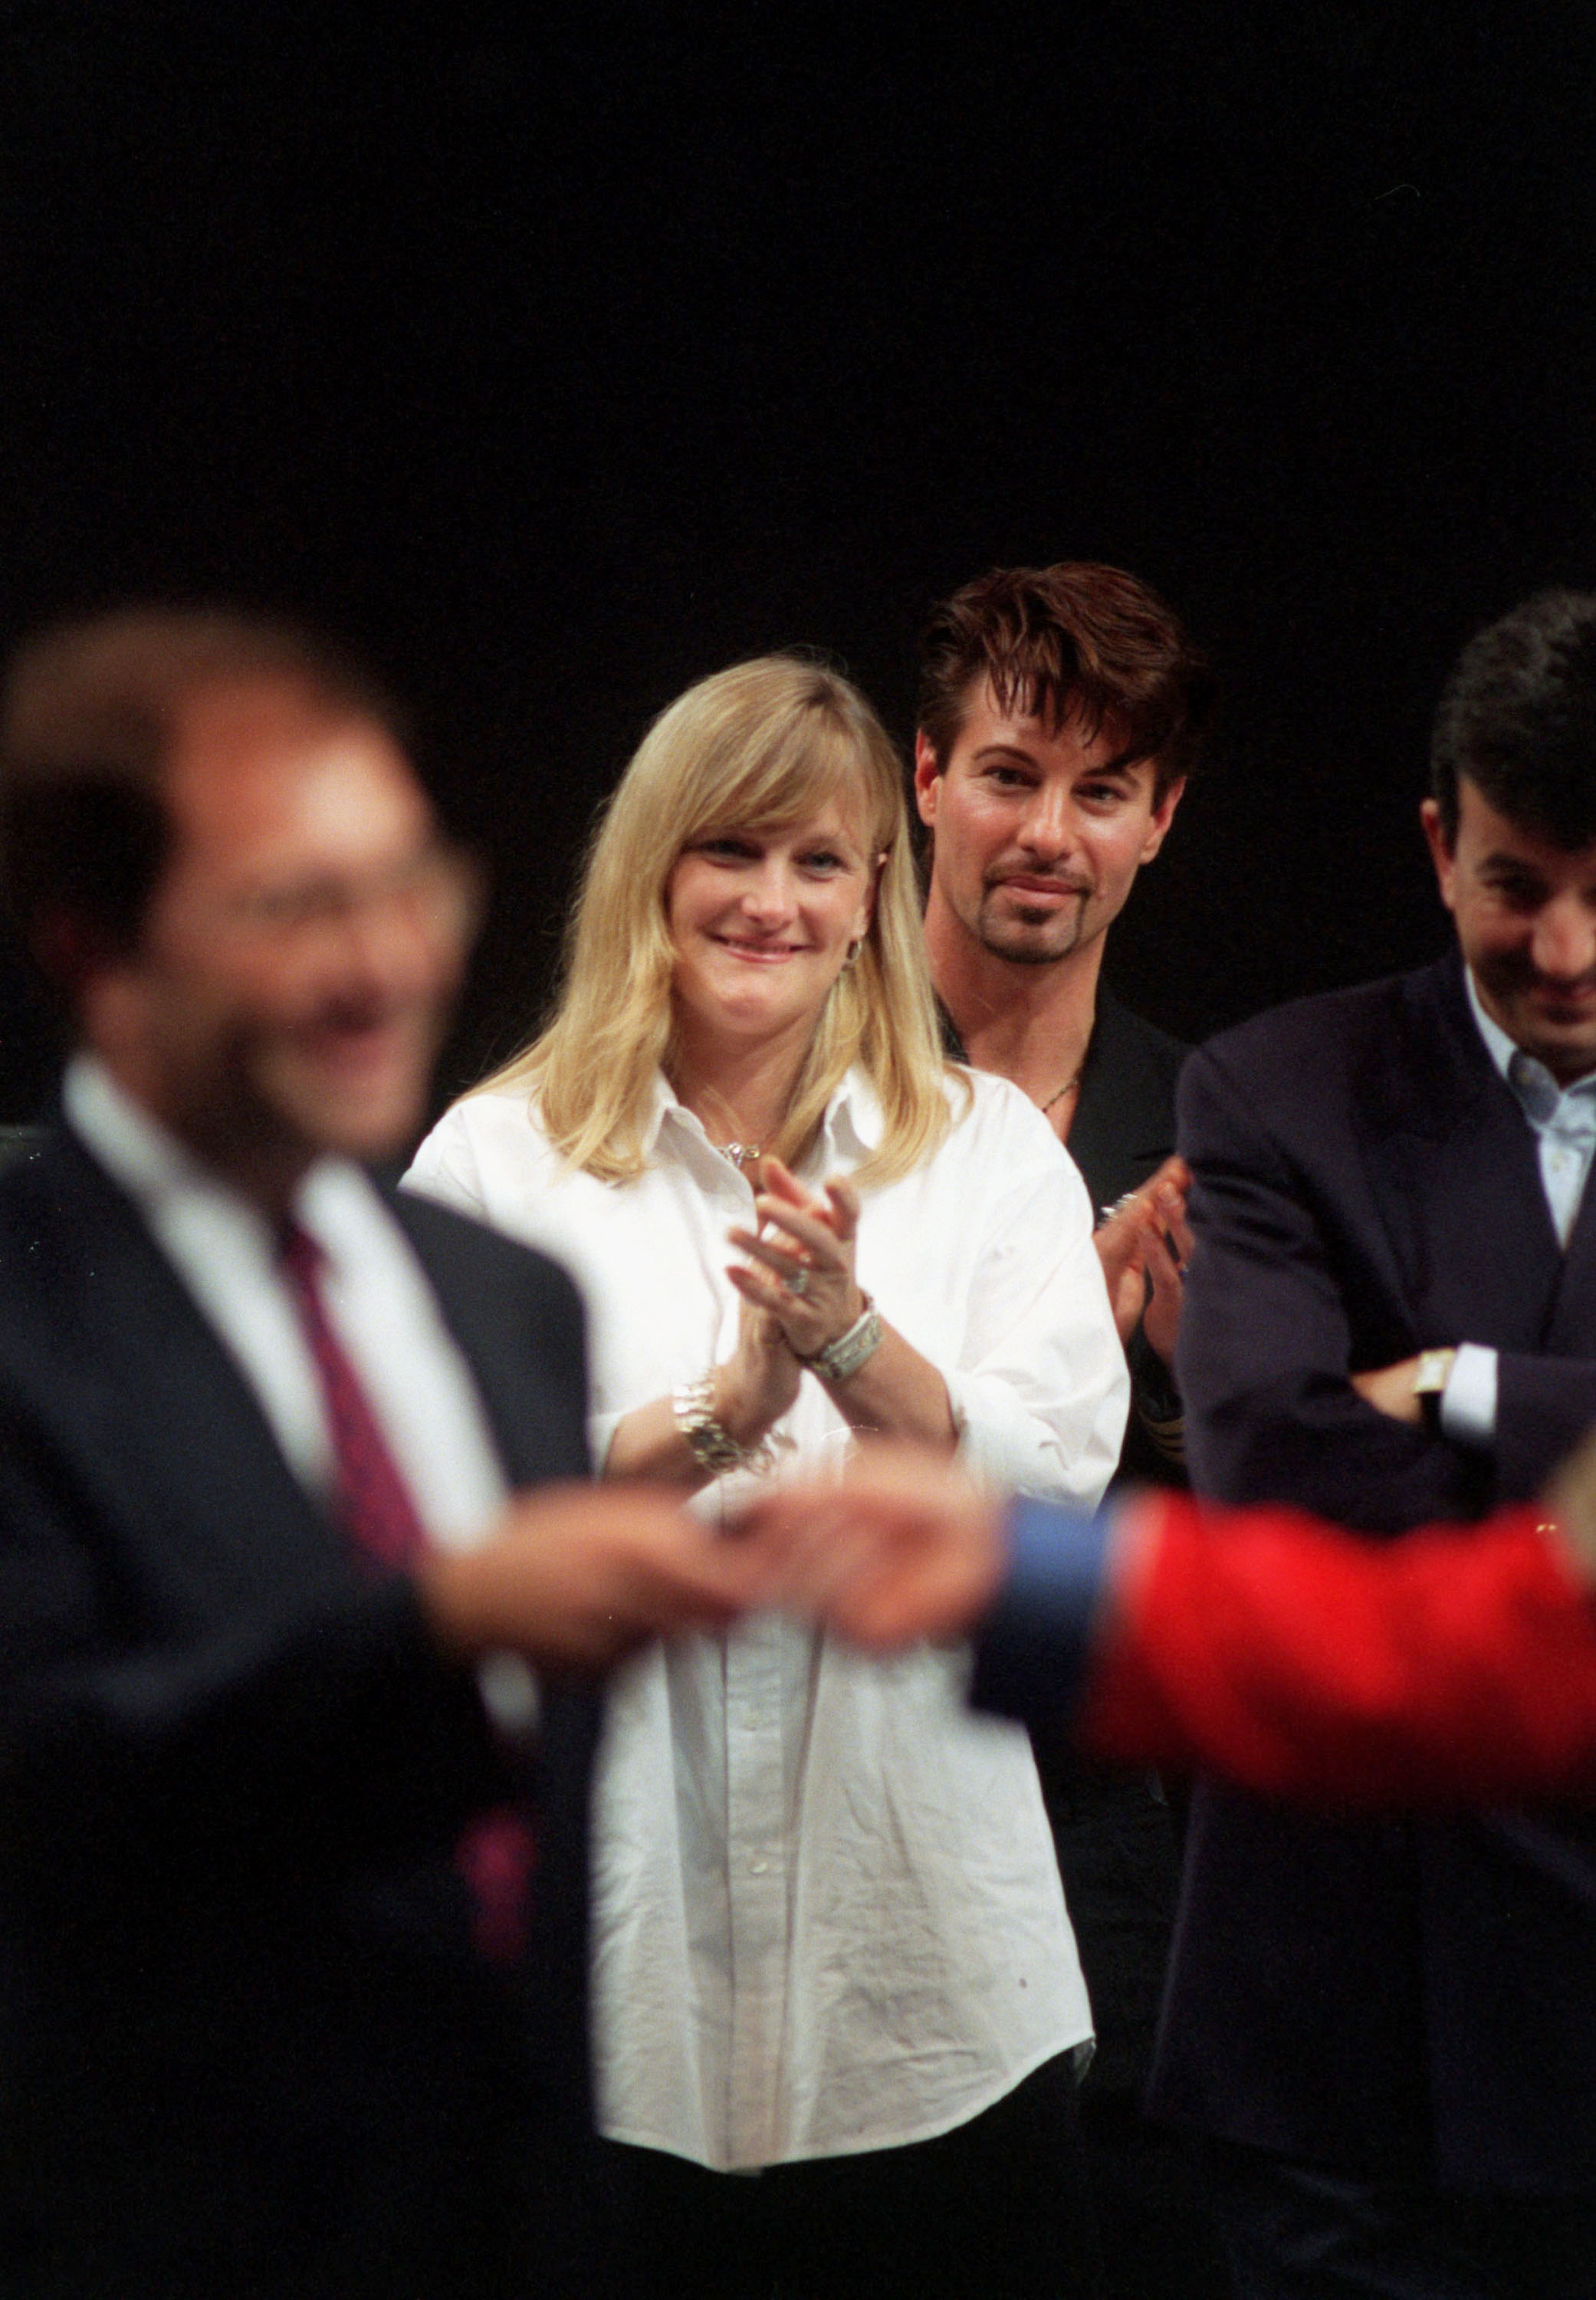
[5,1137,586,1628]
[1548,1231,1596,1349]
[6,1132,347,1611]
[1069,988,1182,1211]
[1536,1096,1596,1350]
[388,1188,589,1488]
[1359,961,1565,1349]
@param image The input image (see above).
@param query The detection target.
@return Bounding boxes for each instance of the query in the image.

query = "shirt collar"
[821,1069,885,1159]
[64,1052,215,1209]
[648,1066,885,1167]
[63,1050,357,1249]
[639,1070,678,1159]
[1463,968,1522,1084]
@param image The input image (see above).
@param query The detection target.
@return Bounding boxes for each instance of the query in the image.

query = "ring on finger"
[788,1267,810,1299]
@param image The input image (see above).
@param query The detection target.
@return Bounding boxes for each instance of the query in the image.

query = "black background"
[2,1,1593,1117]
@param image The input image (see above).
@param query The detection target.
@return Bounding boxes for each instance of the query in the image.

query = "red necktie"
[279,1220,537,1963]
[280,1222,429,1569]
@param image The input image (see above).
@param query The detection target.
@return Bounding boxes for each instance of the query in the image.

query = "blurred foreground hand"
[731,1445,1008,1648]
[737,1435,1596,1808]
[1542,1420,1596,1582]
[418,1482,774,1672]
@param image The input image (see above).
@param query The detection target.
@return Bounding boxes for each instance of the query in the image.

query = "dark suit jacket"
[1069,984,1187,1208]
[0,1125,601,2298]
[1159,955,1596,2190]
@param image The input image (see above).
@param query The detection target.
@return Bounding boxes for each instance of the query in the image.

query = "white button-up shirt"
[406,1067,1128,2169]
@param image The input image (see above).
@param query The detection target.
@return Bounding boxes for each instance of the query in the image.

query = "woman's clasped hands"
[726,1155,864,1366]
[714,1290,801,1454]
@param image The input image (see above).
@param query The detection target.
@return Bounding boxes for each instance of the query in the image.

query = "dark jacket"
[1161,955,1596,2190]
[1068,987,1189,1493]
[0,1125,601,2297]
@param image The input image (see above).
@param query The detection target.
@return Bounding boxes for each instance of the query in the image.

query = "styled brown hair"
[918,562,1216,801]
[0,606,403,956]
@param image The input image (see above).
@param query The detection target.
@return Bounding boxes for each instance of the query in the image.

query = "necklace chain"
[1039,1070,1083,1117]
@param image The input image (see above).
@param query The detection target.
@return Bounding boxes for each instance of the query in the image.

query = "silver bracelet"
[672,1372,781,1476]
[796,1290,883,1383]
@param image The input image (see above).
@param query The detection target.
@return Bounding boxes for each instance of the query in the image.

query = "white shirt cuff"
[1440,1342,1497,1447]
[477,1650,542,1738]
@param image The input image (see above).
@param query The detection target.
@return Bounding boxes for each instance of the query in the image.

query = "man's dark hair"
[0,606,405,958]
[1430,589,1596,851]
[917,562,1216,802]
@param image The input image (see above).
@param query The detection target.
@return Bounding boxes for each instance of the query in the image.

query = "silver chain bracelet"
[796,1290,883,1383]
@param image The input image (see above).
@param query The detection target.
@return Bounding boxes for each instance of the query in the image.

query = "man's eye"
[1486,876,1544,908]
[984,766,1033,789]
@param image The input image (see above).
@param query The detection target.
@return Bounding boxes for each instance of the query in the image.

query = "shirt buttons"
[750,1857,769,1875]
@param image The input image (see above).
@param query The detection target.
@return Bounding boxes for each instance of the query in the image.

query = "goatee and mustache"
[978,872,1092,961]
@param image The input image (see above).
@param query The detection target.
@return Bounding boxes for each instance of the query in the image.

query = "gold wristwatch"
[1412,1347,1457,1431]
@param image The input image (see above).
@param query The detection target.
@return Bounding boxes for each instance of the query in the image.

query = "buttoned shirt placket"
[688,1146,790,2165]
[1505,1049,1596,1248]
[723,1607,792,2163]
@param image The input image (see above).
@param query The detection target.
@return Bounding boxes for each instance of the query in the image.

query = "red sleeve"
[1082,1493,1596,1806]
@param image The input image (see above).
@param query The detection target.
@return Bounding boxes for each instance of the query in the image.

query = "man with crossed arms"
[1162,589,1596,2297]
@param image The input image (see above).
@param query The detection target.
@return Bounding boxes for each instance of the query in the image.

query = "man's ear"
[1420,797,1458,913]
[33,905,147,1057]
[912,732,942,830]
[1138,774,1187,866]
[31,908,115,1008]
[79,961,149,1068]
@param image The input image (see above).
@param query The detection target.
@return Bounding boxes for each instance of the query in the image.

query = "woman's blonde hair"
[480,656,954,1184]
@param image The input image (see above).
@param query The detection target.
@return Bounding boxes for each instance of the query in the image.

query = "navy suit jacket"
[0,1125,602,2297]
[1158,955,1596,2190]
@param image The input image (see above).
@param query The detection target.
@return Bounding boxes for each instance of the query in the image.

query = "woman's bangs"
[688,714,882,848]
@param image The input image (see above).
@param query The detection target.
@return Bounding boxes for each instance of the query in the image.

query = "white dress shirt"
[406,1066,1128,2170]
[1441,978,1596,1445]
[64,1054,511,1552]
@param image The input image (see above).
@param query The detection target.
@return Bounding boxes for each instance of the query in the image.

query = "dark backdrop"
[2,1,1593,1116]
